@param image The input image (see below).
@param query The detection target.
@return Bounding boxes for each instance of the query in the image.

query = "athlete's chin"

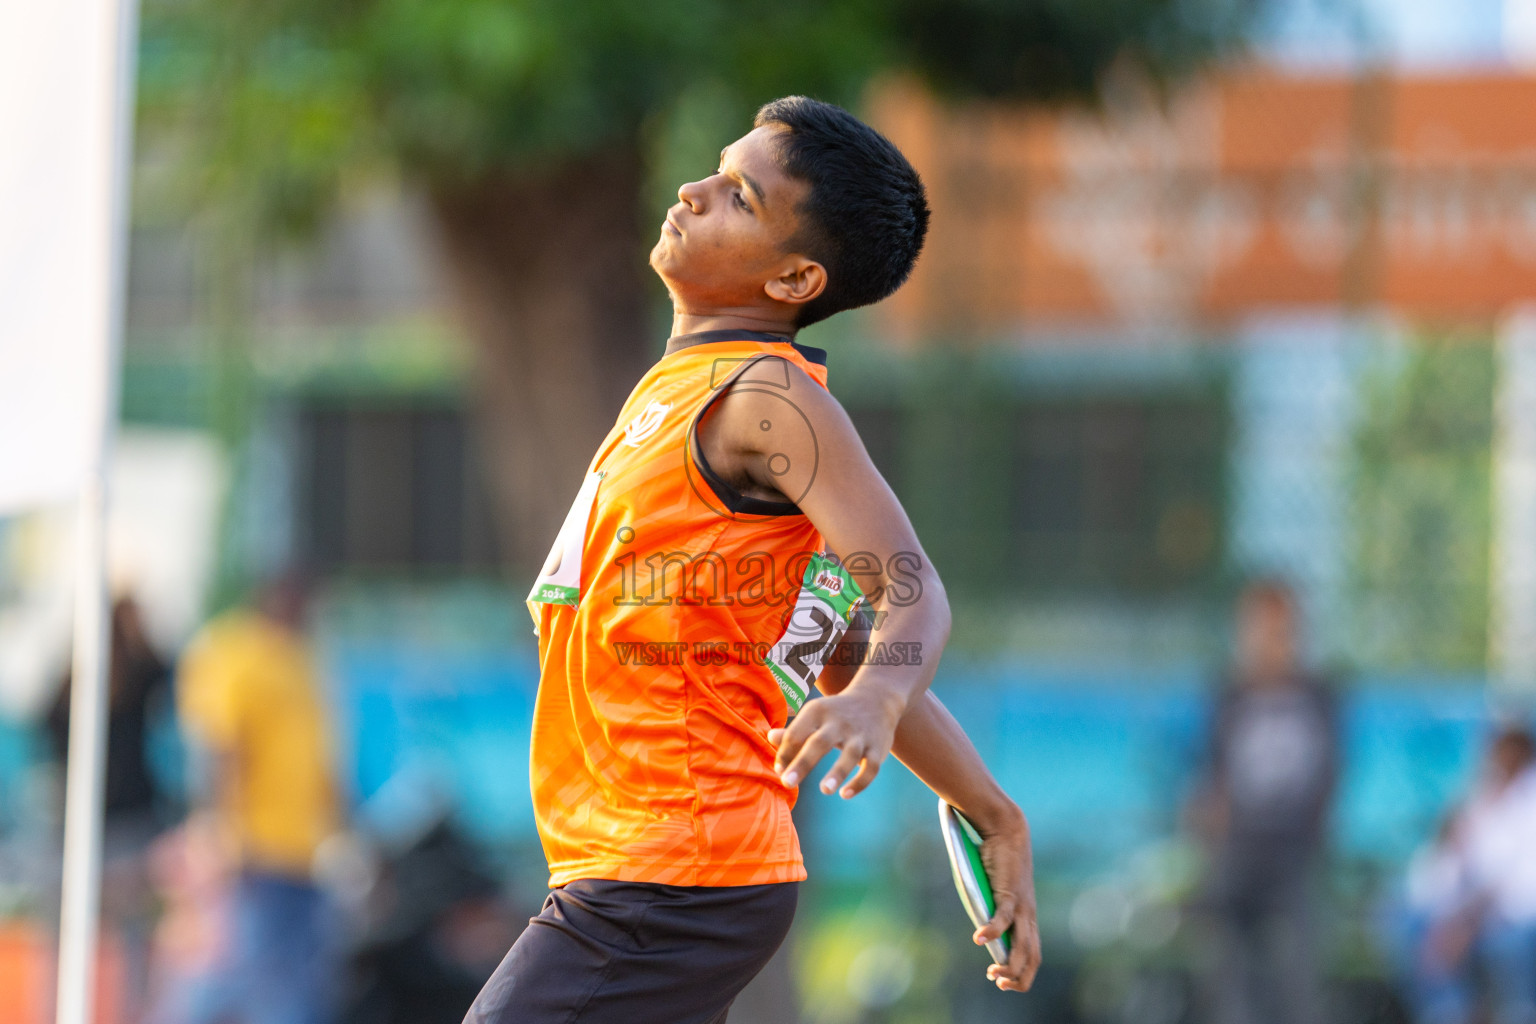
[647,243,674,281]
[649,232,684,264]
[648,247,697,292]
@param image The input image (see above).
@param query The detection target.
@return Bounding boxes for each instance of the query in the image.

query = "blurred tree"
[1348,332,1494,672]
[136,0,1254,571]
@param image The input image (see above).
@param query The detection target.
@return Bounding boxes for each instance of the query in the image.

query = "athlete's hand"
[971,803,1042,993]
[767,685,905,799]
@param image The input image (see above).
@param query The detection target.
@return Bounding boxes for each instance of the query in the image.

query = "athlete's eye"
[734,191,751,212]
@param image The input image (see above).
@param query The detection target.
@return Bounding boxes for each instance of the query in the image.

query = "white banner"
[0,0,124,513]
[0,2,137,1023]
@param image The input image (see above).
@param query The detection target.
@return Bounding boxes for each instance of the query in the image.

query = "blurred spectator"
[334,814,519,1024]
[145,816,235,1022]
[1189,579,1339,1024]
[47,595,173,830]
[153,573,341,1024]
[47,593,175,1021]
[1384,809,1475,1024]
[1388,725,1536,1024]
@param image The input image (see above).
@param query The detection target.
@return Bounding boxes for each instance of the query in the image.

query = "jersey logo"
[623,400,671,447]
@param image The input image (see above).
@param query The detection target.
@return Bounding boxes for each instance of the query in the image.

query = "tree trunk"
[427,146,656,576]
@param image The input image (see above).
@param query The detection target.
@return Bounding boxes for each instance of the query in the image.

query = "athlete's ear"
[764,257,827,309]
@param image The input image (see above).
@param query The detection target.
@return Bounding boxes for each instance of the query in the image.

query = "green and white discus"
[939,799,1011,966]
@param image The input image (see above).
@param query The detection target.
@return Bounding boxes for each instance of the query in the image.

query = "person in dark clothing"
[47,593,175,1020]
[1190,579,1339,1024]
[48,594,173,828]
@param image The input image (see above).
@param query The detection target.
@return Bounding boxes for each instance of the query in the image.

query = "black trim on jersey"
[665,329,828,367]
[688,354,805,517]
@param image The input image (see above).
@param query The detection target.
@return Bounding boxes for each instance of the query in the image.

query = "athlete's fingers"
[781,726,841,787]
[772,718,812,775]
[778,726,842,788]
[772,703,828,774]
[1016,921,1043,990]
[989,928,1041,992]
[836,747,885,799]
[985,945,1024,990]
[767,727,785,747]
[984,905,1041,993]
[819,743,865,795]
[975,891,1013,944]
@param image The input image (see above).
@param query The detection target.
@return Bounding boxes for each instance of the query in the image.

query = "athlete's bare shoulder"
[701,351,882,514]
[721,353,843,434]
[696,355,824,505]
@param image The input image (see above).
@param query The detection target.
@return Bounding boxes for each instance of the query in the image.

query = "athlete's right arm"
[713,357,1040,992]
[713,359,949,799]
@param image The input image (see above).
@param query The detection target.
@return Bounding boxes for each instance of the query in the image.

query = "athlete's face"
[649,125,824,313]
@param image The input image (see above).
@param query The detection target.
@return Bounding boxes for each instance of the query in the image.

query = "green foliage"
[137,0,1256,231]
[894,0,1252,102]
[1347,332,1495,672]
[138,2,378,238]
[352,0,895,179]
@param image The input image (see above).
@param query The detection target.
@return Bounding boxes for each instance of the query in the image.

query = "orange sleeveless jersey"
[526,332,865,887]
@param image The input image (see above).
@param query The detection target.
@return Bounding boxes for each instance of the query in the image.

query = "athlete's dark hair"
[754,96,929,328]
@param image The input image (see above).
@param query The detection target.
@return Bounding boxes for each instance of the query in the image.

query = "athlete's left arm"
[819,621,1042,992]
[713,357,950,797]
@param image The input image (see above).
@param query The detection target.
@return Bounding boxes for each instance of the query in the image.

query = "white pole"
[55,0,139,1019]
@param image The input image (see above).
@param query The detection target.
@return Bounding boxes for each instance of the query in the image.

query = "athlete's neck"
[665,308,797,355]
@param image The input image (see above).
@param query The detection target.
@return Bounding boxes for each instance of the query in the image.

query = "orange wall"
[866,69,1536,341]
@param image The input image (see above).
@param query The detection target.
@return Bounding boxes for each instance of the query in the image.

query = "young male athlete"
[466,96,1041,1023]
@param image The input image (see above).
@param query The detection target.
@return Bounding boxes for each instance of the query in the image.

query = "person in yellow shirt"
[169,572,339,1024]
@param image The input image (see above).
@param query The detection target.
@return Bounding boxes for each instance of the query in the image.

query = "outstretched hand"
[767,686,904,799]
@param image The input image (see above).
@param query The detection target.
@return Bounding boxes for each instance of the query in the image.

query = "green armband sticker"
[766,553,865,712]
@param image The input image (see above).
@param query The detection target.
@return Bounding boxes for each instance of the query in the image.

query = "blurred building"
[862,68,1536,683]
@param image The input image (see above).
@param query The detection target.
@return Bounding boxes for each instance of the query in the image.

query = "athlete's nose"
[678,178,706,213]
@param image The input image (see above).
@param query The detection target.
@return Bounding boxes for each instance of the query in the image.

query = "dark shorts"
[464,879,798,1024]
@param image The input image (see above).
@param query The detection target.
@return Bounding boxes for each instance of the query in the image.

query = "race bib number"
[526,470,605,632]
[766,553,864,712]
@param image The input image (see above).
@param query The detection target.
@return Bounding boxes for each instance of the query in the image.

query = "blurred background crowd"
[5,0,1536,1021]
